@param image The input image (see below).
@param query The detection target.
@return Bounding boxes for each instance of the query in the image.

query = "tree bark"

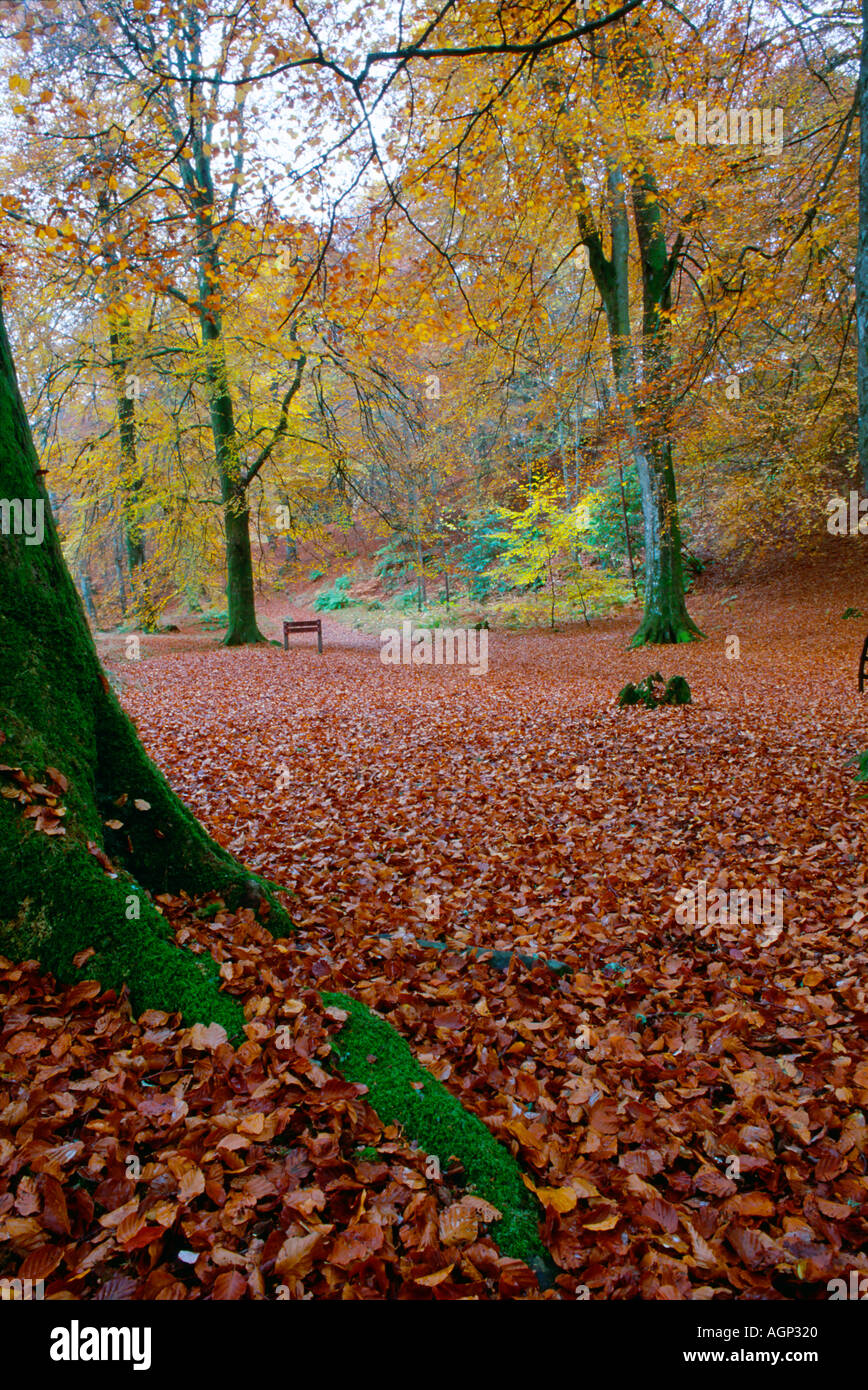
[200,292,265,646]
[184,114,265,646]
[0,295,289,1038]
[562,41,701,646]
[108,319,147,582]
[628,152,701,646]
[98,187,149,626]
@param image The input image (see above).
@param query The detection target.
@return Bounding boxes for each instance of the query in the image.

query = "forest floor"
[4,555,868,1300]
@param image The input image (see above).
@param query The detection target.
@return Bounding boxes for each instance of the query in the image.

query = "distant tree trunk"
[98,188,148,623]
[198,245,265,646]
[78,567,98,625]
[559,416,569,506]
[114,531,127,616]
[167,93,265,646]
[546,544,556,629]
[108,319,145,574]
[858,0,868,493]
[563,42,701,646]
[0,294,288,1037]
[617,451,639,602]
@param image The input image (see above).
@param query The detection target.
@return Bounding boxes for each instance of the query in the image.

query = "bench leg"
[317,623,323,654]
[860,631,868,691]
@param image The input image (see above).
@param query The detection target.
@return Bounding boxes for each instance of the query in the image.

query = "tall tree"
[0,289,288,1033]
[565,27,700,645]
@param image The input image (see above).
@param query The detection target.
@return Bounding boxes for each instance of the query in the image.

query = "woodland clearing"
[3,560,866,1301]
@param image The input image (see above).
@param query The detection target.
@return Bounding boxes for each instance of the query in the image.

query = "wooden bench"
[283,618,323,654]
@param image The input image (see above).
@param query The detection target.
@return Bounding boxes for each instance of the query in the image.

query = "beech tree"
[0,291,289,1034]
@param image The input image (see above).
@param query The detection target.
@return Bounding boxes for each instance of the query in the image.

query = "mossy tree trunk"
[184,111,265,647]
[563,37,702,648]
[108,316,151,626]
[0,294,289,1038]
[628,140,702,648]
[198,275,265,647]
[108,319,144,573]
[98,187,150,628]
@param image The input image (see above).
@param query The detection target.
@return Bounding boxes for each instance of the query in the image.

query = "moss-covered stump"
[617,673,692,709]
[0,292,288,1031]
[322,990,556,1285]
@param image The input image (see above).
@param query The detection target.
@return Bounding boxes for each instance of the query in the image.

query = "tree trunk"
[858,0,868,493]
[78,567,98,625]
[99,186,150,627]
[114,530,127,617]
[108,319,145,576]
[194,181,265,646]
[0,296,289,1038]
[564,42,701,647]
[629,436,699,644]
[617,449,639,602]
[201,294,265,646]
[222,484,264,645]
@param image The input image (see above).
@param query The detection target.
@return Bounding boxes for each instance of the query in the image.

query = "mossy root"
[322,990,556,1285]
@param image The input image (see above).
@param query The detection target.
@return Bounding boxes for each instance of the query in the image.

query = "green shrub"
[313,575,355,611]
[198,610,228,629]
[314,587,349,611]
[396,588,421,611]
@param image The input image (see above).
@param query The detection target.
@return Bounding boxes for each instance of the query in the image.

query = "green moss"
[0,807,244,1040]
[617,672,692,709]
[322,990,554,1282]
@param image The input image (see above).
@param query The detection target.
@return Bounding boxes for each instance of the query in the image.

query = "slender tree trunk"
[200,307,264,645]
[416,539,427,609]
[188,134,264,645]
[617,450,639,601]
[547,546,556,629]
[114,531,127,617]
[858,0,868,493]
[559,416,569,506]
[78,567,98,625]
[99,186,150,627]
[0,295,288,1037]
[108,320,145,575]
